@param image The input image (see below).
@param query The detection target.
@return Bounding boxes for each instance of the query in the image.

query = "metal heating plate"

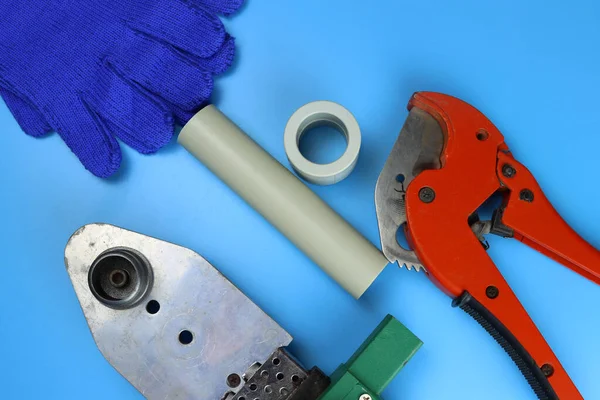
[64,224,292,400]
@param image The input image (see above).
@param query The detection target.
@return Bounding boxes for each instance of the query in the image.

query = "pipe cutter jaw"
[376,91,600,400]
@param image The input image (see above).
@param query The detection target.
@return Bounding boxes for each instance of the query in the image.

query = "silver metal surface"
[359,394,372,400]
[65,224,292,400]
[471,220,492,242]
[375,108,444,271]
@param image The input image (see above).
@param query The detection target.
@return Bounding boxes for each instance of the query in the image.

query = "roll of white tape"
[284,101,361,185]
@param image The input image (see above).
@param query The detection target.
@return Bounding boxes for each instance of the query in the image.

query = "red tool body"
[405,92,600,399]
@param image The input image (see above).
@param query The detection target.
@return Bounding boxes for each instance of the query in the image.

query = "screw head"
[541,363,554,377]
[418,187,436,203]
[502,164,516,178]
[476,129,489,141]
[359,395,372,400]
[519,189,534,202]
[226,373,241,388]
[486,286,499,299]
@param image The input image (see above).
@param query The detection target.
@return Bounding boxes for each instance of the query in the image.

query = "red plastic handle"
[405,91,589,399]
[496,152,600,286]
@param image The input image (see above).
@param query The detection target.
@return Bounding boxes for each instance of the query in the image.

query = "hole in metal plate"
[178,330,194,345]
[145,300,160,314]
[395,222,413,251]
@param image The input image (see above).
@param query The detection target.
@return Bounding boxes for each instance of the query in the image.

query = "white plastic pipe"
[178,105,388,298]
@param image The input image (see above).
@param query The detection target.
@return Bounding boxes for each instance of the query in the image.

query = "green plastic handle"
[319,315,422,400]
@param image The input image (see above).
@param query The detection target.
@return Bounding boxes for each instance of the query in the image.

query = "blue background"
[1,1,599,399]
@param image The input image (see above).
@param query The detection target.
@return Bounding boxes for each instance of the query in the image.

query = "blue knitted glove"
[0,0,242,177]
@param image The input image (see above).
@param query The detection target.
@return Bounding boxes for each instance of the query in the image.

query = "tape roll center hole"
[298,119,348,165]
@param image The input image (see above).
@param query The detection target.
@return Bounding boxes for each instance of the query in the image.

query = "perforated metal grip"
[229,348,329,400]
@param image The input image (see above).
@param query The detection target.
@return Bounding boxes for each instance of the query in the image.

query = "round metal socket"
[88,247,153,309]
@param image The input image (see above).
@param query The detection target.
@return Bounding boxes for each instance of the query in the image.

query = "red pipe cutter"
[375,92,600,399]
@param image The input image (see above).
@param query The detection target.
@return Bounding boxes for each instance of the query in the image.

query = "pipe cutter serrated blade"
[375,107,444,272]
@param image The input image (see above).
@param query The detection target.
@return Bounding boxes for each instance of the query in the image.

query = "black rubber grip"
[452,291,558,400]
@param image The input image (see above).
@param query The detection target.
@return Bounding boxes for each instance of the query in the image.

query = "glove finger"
[127,1,225,59]
[188,0,244,16]
[171,101,208,126]
[0,85,52,137]
[182,34,236,76]
[85,66,174,154]
[54,98,122,178]
[108,33,213,112]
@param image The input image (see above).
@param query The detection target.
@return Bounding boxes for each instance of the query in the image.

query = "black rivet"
[519,189,534,202]
[476,129,489,141]
[541,364,554,377]
[226,373,241,388]
[419,187,436,203]
[486,286,499,299]
[502,164,516,178]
